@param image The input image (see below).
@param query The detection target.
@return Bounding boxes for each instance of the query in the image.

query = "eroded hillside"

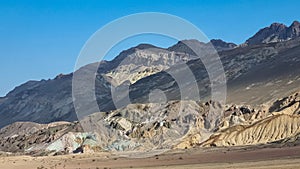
[0,91,299,156]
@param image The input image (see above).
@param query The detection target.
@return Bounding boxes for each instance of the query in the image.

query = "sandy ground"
[0,146,300,169]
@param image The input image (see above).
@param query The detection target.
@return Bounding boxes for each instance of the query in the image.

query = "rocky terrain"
[0,21,300,157]
[246,21,300,45]
[0,90,299,156]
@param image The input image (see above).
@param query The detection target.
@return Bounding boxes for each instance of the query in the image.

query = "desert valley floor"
[1,145,300,169]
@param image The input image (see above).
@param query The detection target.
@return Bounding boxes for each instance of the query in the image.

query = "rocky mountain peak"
[245,21,300,45]
[113,43,159,60]
[134,43,158,50]
[288,20,300,37]
[168,39,236,53]
[167,39,203,55]
[269,22,287,30]
[210,39,237,51]
[291,20,300,26]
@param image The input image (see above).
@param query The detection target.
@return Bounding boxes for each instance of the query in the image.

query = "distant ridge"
[245,21,300,45]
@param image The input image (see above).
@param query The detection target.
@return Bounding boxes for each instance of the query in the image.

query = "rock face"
[130,36,300,106]
[0,121,83,154]
[177,91,300,148]
[201,114,300,147]
[103,43,195,86]
[210,39,237,51]
[167,39,236,53]
[79,100,214,152]
[201,92,300,146]
[0,91,299,155]
[269,92,300,114]
[246,21,300,45]
[0,100,212,154]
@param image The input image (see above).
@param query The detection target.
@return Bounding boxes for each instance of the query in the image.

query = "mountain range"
[1,21,300,128]
[0,21,300,155]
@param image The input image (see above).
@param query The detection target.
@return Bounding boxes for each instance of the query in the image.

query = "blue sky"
[0,0,300,96]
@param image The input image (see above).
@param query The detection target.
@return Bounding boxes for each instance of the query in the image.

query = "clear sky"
[1,0,300,96]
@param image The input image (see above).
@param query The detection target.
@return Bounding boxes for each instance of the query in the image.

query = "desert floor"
[1,145,300,169]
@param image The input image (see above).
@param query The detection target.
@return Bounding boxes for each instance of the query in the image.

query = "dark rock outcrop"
[246,21,300,45]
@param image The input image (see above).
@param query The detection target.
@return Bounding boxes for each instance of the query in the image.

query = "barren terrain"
[1,145,300,169]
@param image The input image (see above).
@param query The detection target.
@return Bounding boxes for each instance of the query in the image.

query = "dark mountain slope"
[1,21,300,128]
